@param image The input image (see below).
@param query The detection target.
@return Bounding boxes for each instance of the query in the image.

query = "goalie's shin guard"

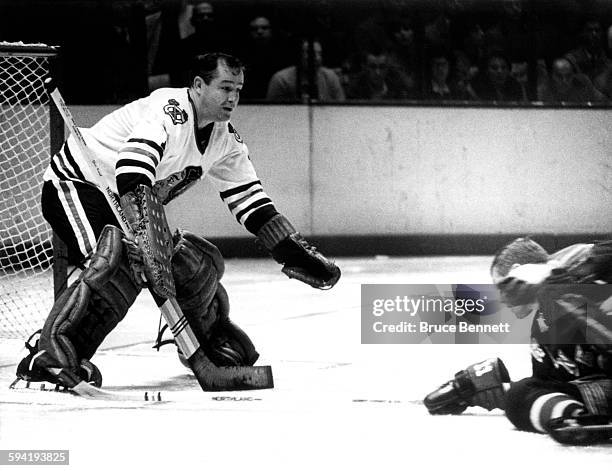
[424,358,510,414]
[171,230,259,366]
[36,225,141,379]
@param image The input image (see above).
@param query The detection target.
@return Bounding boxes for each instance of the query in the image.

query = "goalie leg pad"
[38,225,141,374]
[572,377,612,416]
[171,230,259,366]
[424,358,510,414]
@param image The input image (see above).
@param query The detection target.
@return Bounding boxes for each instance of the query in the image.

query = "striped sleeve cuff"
[115,138,163,195]
[220,180,276,226]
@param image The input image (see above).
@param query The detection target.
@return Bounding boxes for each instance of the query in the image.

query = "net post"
[48,50,68,299]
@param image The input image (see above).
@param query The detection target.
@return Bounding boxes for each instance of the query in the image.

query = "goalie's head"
[189,52,245,123]
[490,237,549,284]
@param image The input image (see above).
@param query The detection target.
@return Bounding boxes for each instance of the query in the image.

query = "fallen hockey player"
[424,237,612,445]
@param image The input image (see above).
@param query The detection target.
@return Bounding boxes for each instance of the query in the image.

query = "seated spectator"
[451,50,478,100]
[510,61,530,101]
[266,38,345,102]
[471,51,525,101]
[237,16,291,100]
[386,16,419,96]
[564,19,611,87]
[538,57,606,103]
[423,49,474,101]
[176,1,229,86]
[591,24,612,100]
[346,49,413,100]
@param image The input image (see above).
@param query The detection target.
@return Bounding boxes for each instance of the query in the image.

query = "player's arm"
[208,139,340,290]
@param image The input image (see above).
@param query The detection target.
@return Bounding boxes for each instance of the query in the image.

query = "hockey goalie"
[424,237,612,445]
[14,52,340,394]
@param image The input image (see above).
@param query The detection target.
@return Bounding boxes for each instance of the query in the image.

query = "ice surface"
[1,256,610,470]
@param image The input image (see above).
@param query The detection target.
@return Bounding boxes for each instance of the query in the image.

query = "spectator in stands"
[538,57,606,103]
[564,18,611,93]
[451,50,478,100]
[146,1,182,91]
[266,38,345,102]
[471,50,524,101]
[346,49,413,100]
[237,16,290,100]
[386,16,419,97]
[510,61,530,101]
[455,21,487,80]
[423,48,473,101]
[177,1,229,86]
[591,24,612,100]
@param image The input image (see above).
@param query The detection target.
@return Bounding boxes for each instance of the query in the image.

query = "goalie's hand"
[272,233,341,290]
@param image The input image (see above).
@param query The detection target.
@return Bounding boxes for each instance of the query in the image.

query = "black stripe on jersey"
[235,197,272,222]
[116,159,156,177]
[62,143,86,180]
[117,173,153,196]
[127,138,164,158]
[49,155,71,180]
[227,187,263,211]
[219,180,261,199]
[244,205,278,235]
[122,147,159,166]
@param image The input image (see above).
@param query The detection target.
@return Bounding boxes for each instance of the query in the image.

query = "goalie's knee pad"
[38,225,141,376]
[171,230,259,366]
[423,358,510,414]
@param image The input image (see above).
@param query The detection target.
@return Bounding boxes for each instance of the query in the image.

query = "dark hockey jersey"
[530,283,612,382]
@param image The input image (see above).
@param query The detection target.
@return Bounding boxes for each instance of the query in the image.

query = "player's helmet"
[490,237,549,284]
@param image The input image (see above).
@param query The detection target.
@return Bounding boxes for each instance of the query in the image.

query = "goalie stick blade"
[188,348,274,391]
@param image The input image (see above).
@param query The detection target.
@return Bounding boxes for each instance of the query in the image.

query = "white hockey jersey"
[43,87,274,227]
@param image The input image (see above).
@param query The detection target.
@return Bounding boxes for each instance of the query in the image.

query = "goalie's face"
[192,63,244,124]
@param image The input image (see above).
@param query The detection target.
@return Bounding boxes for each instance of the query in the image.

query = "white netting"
[0,44,56,338]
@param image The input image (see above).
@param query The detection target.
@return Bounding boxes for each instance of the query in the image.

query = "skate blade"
[9,378,70,393]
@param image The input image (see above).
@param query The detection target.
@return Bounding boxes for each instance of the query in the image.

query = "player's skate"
[12,330,102,391]
[548,414,612,445]
[424,358,510,414]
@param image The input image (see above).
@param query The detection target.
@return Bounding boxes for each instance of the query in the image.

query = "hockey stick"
[44,78,273,393]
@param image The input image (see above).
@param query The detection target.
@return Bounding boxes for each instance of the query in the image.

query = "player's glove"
[257,214,340,290]
[423,358,510,415]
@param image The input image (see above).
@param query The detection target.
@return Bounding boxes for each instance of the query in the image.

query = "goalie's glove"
[257,214,340,289]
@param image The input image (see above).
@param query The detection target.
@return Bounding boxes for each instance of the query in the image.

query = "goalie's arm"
[210,152,340,290]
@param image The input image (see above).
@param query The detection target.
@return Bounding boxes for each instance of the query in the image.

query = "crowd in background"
[4,0,612,105]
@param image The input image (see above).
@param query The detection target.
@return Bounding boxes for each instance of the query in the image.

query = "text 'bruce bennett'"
[372,321,511,334]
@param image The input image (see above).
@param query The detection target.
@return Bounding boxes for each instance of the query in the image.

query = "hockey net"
[0,42,61,339]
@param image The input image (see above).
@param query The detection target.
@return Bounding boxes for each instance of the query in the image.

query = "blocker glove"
[257,214,340,290]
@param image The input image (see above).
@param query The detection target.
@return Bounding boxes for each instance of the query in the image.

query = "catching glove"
[257,214,340,290]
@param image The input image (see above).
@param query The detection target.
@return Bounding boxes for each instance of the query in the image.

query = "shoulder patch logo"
[228,122,243,143]
[164,99,188,125]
